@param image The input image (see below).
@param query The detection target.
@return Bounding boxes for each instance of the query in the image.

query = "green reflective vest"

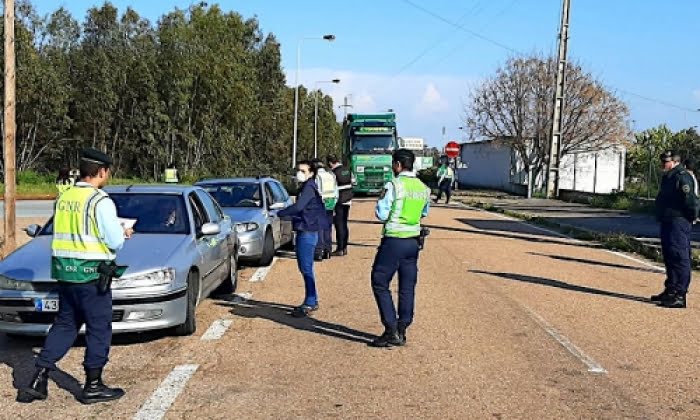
[384,176,431,238]
[165,168,178,183]
[51,185,115,282]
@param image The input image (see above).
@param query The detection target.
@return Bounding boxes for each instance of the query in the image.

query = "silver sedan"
[0,185,238,336]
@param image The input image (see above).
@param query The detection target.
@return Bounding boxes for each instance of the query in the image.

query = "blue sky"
[37,0,700,147]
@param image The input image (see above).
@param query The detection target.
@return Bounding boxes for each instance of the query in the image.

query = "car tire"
[174,271,198,336]
[281,231,295,251]
[258,229,275,266]
[214,253,238,295]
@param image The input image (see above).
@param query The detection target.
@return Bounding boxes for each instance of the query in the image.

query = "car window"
[269,181,289,203]
[195,190,222,223]
[198,183,262,208]
[263,183,275,208]
[189,192,208,232]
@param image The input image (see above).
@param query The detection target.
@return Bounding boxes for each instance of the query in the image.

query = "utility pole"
[545,0,571,198]
[3,0,17,255]
[339,95,353,121]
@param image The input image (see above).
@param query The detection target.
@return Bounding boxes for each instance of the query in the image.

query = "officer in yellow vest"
[21,148,133,404]
[164,163,179,183]
[55,167,74,195]
[369,149,431,347]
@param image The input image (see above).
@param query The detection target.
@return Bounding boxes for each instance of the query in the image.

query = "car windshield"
[351,135,395,153]
[199,183,262,208]
[40,193,190,235]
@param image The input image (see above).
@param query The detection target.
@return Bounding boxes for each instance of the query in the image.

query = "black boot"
[369,329,403,348]
[397,323,408,346]
[323,250,331,259]
[658,292,687,309]
[331,249,347,257]
[79,368,125,405]
[650,288,672,303]
[19,368,50,402]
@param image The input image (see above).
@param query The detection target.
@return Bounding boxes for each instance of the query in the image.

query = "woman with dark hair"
[278,160,327,317]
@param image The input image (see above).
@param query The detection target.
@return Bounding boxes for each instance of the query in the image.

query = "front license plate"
[35,299,59,312]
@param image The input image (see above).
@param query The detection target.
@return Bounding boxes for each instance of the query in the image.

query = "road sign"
[445,141,460,158]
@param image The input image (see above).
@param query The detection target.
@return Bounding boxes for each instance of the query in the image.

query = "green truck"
[342,113,398,194]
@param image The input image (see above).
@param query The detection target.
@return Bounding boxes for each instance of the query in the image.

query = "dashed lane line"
[200,319,233,341]
[133,364,199,420]
[249,257,277,283]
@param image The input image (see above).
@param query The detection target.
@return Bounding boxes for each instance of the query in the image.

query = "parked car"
[0,185,238,337]
[196,177,293,266]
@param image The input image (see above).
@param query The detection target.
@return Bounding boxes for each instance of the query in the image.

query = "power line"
[400,0,697,114]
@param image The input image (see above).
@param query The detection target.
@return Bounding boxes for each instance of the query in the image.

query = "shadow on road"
[217,298,376,344]
[528,252,662,274]
[469,270,651,304]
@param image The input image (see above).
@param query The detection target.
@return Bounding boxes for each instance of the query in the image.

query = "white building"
[457,139,626,195]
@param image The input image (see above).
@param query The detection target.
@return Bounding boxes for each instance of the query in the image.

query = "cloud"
[285,67,475,146]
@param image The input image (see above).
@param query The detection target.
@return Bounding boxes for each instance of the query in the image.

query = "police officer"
[21,148,132,404]
[651,151,698,308]
[55,167,74,195]
[327,155,353,256]
[434,156,454,204]
[370,149,430,347]
[164,162,179,183]
[313,158,338,261]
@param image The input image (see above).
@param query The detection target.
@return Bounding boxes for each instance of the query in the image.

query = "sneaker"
[331,249,347,257]
[658,292,686,309]
[291,304,319,318]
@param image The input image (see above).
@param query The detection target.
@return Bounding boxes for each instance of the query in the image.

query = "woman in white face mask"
[278,161,327,317]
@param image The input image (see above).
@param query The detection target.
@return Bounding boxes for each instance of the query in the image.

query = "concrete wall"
[457,141,517,193]
[559,147,626,194]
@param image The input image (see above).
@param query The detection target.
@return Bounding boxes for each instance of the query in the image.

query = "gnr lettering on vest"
[57,200,82,212]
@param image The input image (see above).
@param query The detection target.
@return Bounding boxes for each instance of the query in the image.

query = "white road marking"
[523,306,607,374]
[249,257,277,283]
[464,203,665,272]
[133,364,199,420]
[200,319,233,341]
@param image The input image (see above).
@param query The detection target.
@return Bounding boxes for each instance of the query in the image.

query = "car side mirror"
[200,222,221,236]
[269,202,285,210]
[24,224,41,238]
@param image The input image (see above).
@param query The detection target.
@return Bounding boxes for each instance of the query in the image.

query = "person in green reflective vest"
[369,149,431,348]
[164,162,179,183]
[55,167,74,195]
[434,157,454,204]
[21,148,133,405]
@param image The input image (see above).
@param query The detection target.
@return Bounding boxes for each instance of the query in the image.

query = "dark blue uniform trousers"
[37,282,113,371]
[660,218,693,294]
[371,237,420,331]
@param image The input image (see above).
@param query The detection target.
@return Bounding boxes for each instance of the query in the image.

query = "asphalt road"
[1,201,699,418]
[0,201,53,219]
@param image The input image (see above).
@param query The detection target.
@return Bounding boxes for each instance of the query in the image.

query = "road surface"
[0,201,698,419]
[0,201,53,219]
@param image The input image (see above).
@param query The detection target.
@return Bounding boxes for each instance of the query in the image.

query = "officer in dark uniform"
[651,151,698,308]
[20,148,132,404]
[327,155,353,256]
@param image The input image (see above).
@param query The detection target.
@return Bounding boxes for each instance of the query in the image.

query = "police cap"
[80,148,113,167]
[659,150,681,163]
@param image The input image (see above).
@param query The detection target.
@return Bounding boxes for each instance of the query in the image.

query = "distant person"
[684,157,698,196]
[651,151,699,309]
[164,163,179,184]
[369,149,430,347]
[434,158,454,205]
[55,167,74,195]
[327,155,353,256]
[278,160,326,317]
[312,158,338,261]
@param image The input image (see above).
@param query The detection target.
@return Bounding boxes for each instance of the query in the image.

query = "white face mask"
[296,171,308,183]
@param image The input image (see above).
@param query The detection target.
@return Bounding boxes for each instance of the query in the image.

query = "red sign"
[445,141,460,158]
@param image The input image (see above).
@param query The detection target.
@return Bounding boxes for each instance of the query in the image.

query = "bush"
[17,170,52,185]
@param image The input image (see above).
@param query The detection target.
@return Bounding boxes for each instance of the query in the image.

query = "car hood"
[222,207,263,223]
[0,234,190,282]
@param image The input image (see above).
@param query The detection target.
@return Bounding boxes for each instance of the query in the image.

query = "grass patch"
[0,175,161,199]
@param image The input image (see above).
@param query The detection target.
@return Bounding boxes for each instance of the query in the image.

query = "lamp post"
[314,79,340,159]
[292,34,335,168]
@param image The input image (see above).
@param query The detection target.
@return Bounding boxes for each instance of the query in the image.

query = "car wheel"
[258,229,275,266]
[174,271,198,336]
[214,253,238,295]
[281,231,295,251]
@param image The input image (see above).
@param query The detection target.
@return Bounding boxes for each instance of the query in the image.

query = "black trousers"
[333,204,350,251]
[436,179,452,203]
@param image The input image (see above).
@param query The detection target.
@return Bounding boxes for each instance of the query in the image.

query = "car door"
[264,182,282,248]
[270,181,293,244]
[188,192,218,296]
[195,190,230,294]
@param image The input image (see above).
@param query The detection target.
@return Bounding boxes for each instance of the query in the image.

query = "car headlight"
[235,222,259,233]
[355,166,365,173]
[112,268,175,289]
[0,274,34,291]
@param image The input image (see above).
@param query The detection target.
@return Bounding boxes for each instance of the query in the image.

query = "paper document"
[118,218,137,229]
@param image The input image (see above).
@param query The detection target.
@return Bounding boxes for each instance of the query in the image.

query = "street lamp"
[314,79,341,158]
[292,34,335,168]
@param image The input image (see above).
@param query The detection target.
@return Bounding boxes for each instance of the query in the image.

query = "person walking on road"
[651,151,699,309]
[21,148,133,404]
[279,160,327,317]
[312,159,338,261]
[434,158,454,205]
[327,155,353,256]
[369,149,431,347]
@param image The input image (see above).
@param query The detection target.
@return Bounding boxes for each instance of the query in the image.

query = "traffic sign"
[445,141,460,158]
